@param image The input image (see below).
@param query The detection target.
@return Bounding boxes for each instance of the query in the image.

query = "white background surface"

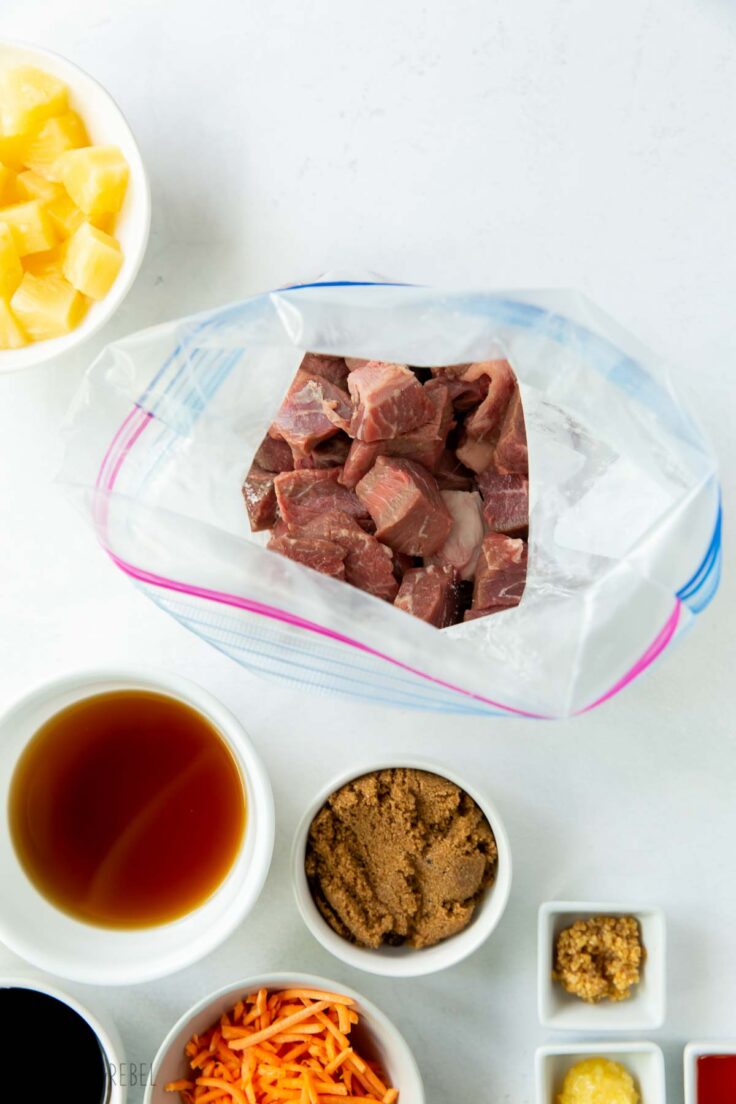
[1,2,734,1101]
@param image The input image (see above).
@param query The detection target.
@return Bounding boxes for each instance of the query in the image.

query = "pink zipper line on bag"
[97,403,682,717]
[578,599,682,713]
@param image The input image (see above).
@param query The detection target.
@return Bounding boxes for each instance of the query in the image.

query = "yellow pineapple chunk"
[0,200,57,255]
[47,193,84,238]
[24,112,89,179]
[0,298,27,349]
[10,272,85,340]
[0,132,29,171]
[1,66,68,137]
[0,162,14,203]
[55,145,129,217]
[90,212,116,234]
[22,243,68,278]
[63,221,122,299]
[16,169,64,204]
[0,224,23,298]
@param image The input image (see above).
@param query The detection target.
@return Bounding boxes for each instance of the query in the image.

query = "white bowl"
[144,971,425,1104]
[0,40,150,371]
[0,667,274,984]
[535,1041,665,1104]
[292,757,512,977]
[1,973,127,1102]
[684,1040,736,1104]
[538,901,666,1030]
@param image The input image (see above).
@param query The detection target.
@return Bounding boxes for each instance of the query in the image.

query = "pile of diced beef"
[242,353,529,628]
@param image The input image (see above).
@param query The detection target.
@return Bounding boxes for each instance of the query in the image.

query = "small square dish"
[535,1041,665,1104]
[538,901,666,1030]
[684,1040,736,1104]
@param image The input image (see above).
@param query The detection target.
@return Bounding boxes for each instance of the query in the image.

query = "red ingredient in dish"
[697,1054,736,1103]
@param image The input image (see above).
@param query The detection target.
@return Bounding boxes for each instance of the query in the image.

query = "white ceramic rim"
[535,1040,666,1104]
[0,973,127,1103]
[291,756,513,977]
[0,38,151,371]
[683,1039,736,1104]
[537,900,666,1031]
[0,666,275,984]
[143,970,425,1104]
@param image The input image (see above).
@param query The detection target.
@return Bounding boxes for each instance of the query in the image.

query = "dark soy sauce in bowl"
[8,689,247,928]
[1,987,109,1100]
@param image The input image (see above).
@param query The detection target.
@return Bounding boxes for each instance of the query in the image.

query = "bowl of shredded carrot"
[146,973,424,1104]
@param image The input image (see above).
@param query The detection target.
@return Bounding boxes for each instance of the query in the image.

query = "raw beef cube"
[434,448,475,491]
[355,456,453,557]
[267,532,347,579]
[429,491,485,581]
[269,369,352,455]
[478,471,529,535]
[293,433,351,470]
[348,361,434,442]
[464,360,516,440]
[494,389,528,474]
[304,511,398,600]
[455,432,498,474]
[345,357,370,370]
[430,364,489,411]
[394,565,459,628]
[340,383,453,485]
[340,440,382,488]
[387,380,454,469]
[472,533,528,611]
[253,435,294,473]
[299,352,349,386]
[274,468,369,528]
[242,466,278,532]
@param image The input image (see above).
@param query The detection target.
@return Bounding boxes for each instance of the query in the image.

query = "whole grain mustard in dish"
[553,915,643,1003]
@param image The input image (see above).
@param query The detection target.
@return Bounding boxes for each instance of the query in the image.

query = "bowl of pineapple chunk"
[0,42,150,369]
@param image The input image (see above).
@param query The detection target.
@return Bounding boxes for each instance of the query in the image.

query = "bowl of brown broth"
[0,669,274,984]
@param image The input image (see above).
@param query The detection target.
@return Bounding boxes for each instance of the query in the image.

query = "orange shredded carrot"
[165,988,398,1104]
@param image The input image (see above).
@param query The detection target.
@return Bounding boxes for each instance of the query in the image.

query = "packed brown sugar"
[305,767,497,949]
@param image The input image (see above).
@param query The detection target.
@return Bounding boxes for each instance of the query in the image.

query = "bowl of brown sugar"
[291,758,512,977]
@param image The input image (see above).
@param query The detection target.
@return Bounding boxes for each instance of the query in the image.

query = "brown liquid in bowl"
[8,689,246,928]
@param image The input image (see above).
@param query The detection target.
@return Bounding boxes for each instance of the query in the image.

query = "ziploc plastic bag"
[60,279,721,718]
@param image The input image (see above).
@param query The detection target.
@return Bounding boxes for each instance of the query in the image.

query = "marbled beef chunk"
[253,435,294,473]
[340,440,382,489]
[463,360,516,440]
[478,470,529,535]
[299,352,349,386]
[394,565,458,627]
[274,468,369,528]
[471,533,528,614]
[303,511,398,601]
[355,456,453,557]
[267,532,347,579]
[340,381,453,487]
[269,369,352,456]
[293,433,351,470]
[348,361,434,442]
[494,388,528,474]
[242,466,278,532]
